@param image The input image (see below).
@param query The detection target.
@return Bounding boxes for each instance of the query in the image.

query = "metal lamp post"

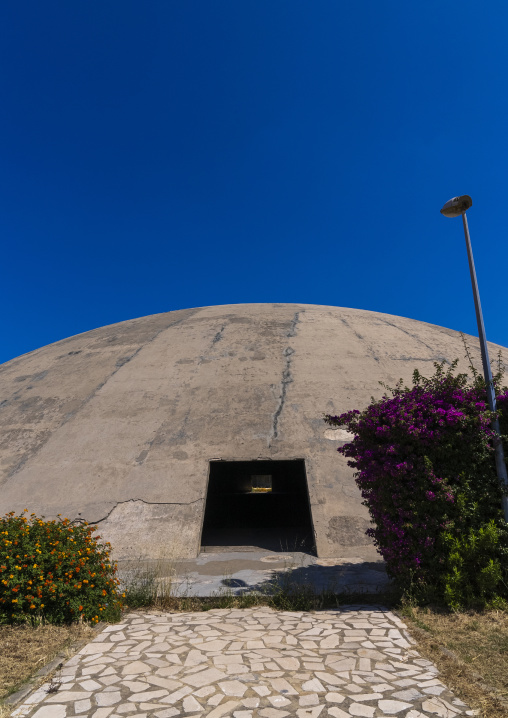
[440,195,508,522]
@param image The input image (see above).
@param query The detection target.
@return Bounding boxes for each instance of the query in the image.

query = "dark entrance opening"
[200,460,315,553]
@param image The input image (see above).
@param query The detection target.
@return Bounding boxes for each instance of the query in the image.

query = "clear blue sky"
[2,1,508,364]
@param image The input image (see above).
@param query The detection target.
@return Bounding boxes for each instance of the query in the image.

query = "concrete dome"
[1,303,506,562]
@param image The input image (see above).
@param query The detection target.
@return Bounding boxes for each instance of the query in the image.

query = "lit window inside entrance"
[200,460,315,554]
[251,475,272,492]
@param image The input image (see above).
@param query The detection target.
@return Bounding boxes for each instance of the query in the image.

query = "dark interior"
[200,460,315,553]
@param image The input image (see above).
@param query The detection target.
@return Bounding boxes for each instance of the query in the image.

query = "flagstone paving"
[10,607,476,718]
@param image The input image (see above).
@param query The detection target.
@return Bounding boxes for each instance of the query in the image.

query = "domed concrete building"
[1,303,505,563]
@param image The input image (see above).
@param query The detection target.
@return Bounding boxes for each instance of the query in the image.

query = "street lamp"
[440,195,508,522]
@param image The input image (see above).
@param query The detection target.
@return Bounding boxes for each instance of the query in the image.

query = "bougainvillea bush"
[0,511,124,624]
[325,360,508,608]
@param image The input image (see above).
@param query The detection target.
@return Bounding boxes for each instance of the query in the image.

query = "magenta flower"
[324,359,508,597]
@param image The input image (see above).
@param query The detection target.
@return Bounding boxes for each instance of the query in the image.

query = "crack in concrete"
[269,346,295,447]
[198,324,226,366]
[390,355,448,362]
[379,317,440,355]
[212,325,226,345]
[268,312,301,446]
[267,312,304,446]
[91,497,205,526]
[135,407,192,467]
[173,411,191,443]
[287,311,302,337]
[340,317,380,363]
[3,309,204,484]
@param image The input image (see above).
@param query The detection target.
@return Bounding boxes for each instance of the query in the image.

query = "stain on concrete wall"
[326,516,373,547]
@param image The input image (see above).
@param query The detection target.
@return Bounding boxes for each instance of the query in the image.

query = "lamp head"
[440,195,472,218]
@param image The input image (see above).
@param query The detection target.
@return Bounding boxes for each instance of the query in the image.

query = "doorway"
[200,459,315,553]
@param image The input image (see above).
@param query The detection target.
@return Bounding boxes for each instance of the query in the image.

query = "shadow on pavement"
[224,560,391,597]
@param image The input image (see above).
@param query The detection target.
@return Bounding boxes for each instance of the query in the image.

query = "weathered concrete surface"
[1,303,506,561]
[118,549,392,597]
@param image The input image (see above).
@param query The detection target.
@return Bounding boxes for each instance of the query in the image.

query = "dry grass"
[0,623,94,702]
[400,604,508,718]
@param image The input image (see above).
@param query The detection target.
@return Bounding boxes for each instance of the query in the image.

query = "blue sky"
[2,1,508,364]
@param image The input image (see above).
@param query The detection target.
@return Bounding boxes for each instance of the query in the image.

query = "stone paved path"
[11,607,476,718]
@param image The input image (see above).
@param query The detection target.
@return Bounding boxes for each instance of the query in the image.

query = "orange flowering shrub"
[0,510,123,624]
